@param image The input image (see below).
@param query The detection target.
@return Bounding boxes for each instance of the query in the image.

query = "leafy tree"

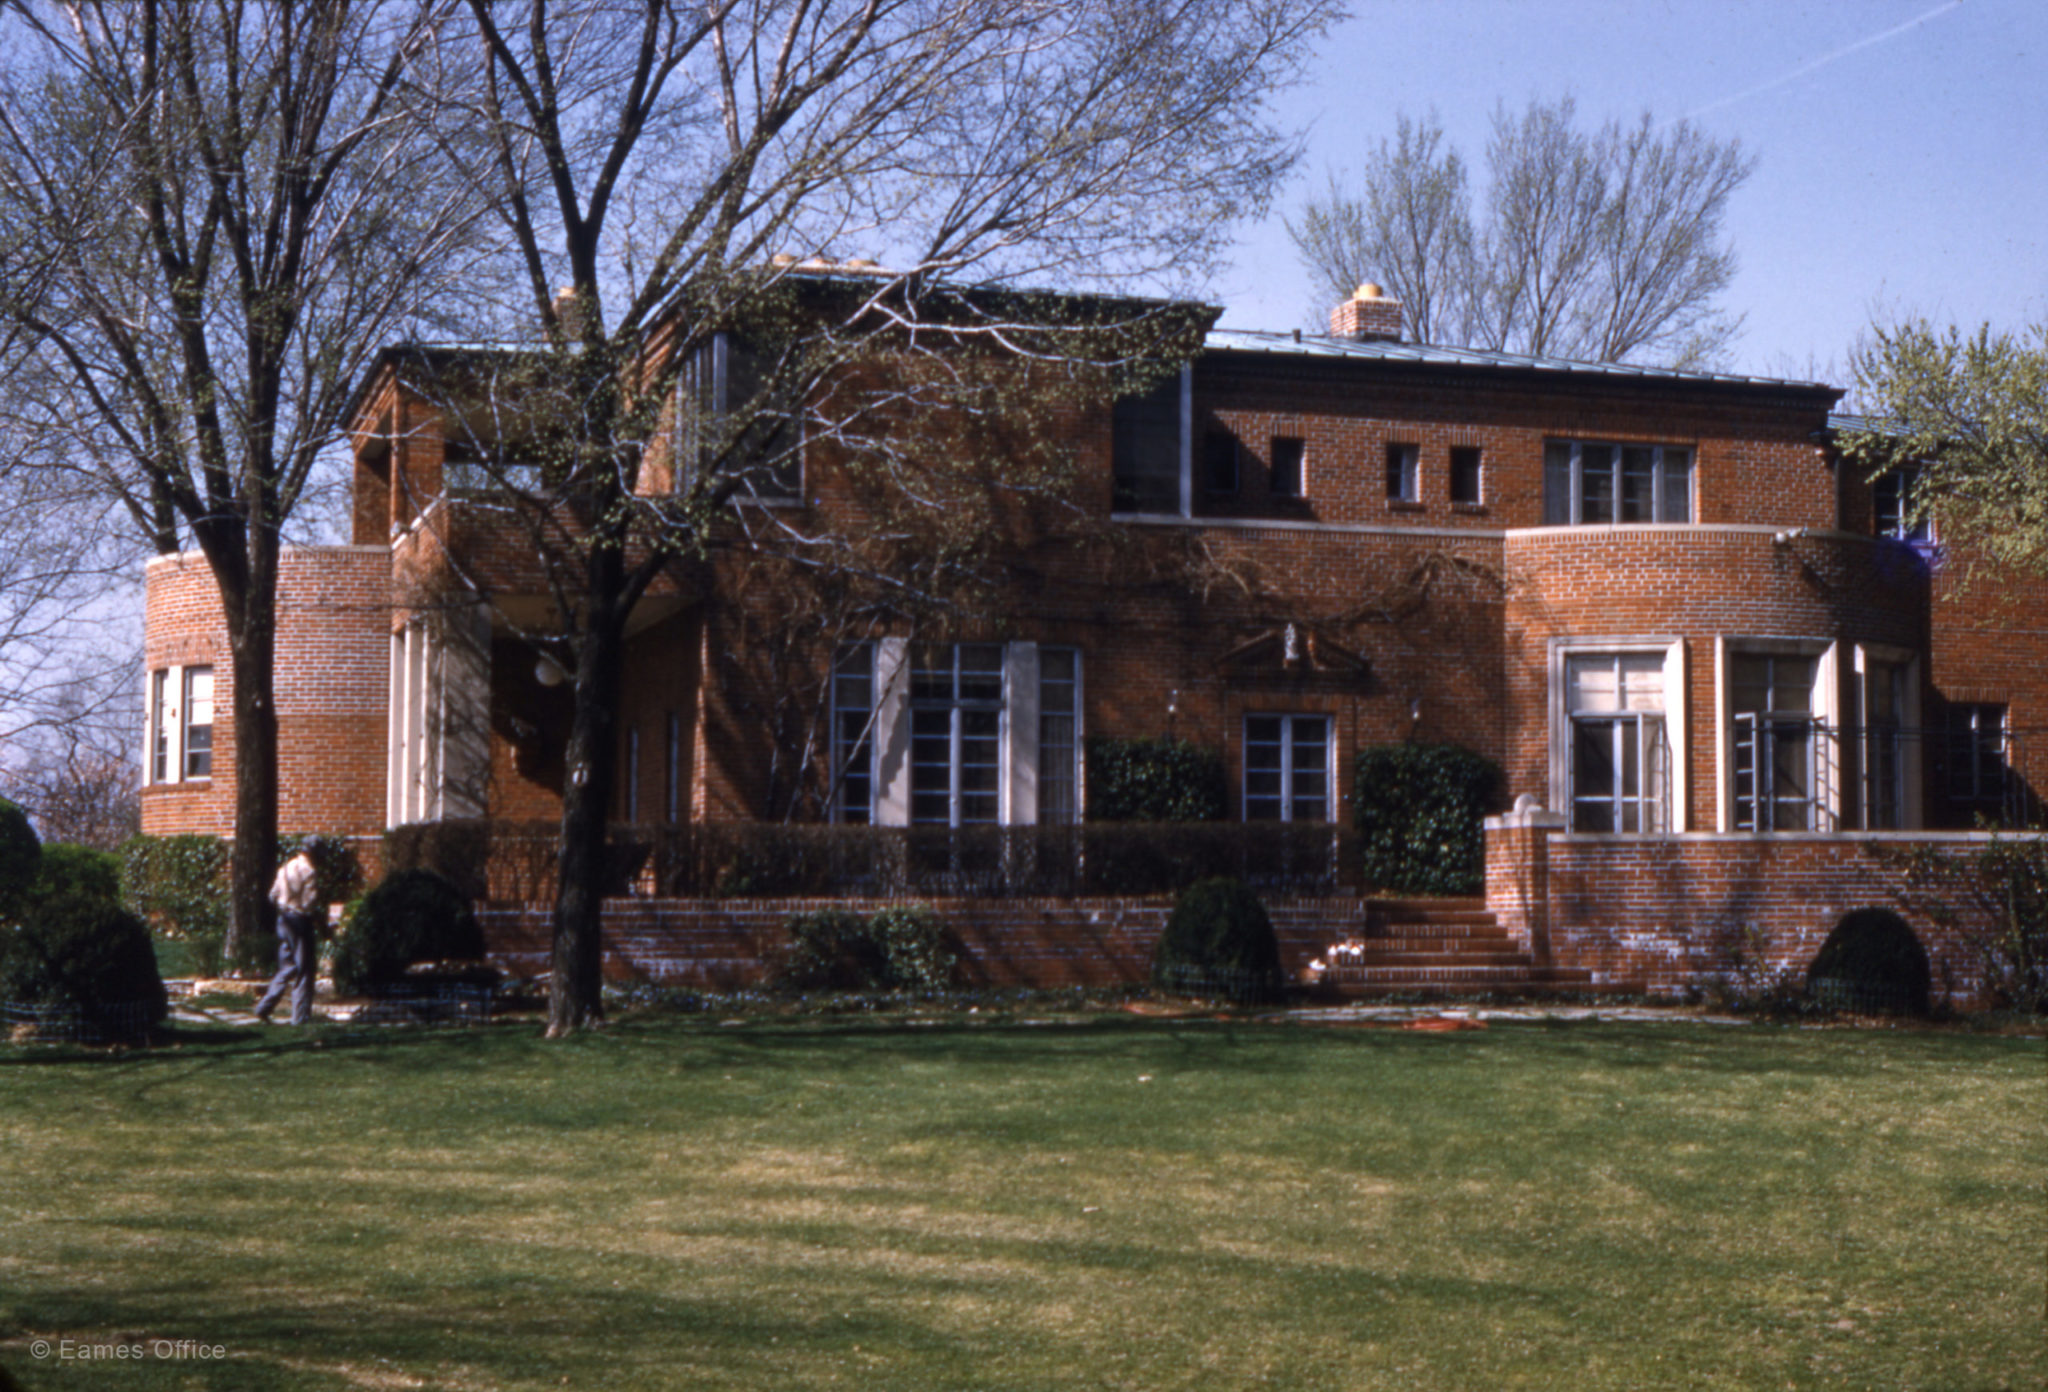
[1846,315,2048,579]
[402,0,1340,1034]
[1291,97,1754,367]
[0,2,482,965]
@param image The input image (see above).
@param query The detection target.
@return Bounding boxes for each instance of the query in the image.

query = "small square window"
[1386,443,1419,502]
[1204,431,1240,494]
[1450,446,1482,504]
[1270,437,1305,499]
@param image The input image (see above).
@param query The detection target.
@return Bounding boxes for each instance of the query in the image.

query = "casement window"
[1038,648,1081,826]
[1543,440,1692,525]
[1244,714,1331,822]
[832,644,877,824]
[911,644,1005,825]
[1872,466,1931,542]
[835,641,1082,826]
[146,663,217,785]
[1385,442,1419,503]
[1271,437,1306,499]
[1942,703,2008,813]
[1449,445,1483,505]
[181,666,214,780]
[1203,431,1240,495]
[1566,654,1671,833]
[673,332,801,501]
[1111,367,1190,515]
[1730,651,1824,831]
[1856,655,1910,829]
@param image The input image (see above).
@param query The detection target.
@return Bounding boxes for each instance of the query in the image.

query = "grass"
[0,1011,2041,1391]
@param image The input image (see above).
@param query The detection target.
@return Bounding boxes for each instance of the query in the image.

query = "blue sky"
[1215,0,2047,381]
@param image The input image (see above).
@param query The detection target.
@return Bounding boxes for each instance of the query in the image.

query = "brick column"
[1485,801,1568,964]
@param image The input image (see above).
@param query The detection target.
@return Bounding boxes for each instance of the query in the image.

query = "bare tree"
[398,0,1339,1033]
[1293,96,1754,367]
[0,1,481,960]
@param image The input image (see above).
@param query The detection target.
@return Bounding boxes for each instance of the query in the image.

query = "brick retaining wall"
[478,897,1377,990]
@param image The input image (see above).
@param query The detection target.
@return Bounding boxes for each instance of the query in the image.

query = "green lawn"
[0,1012,2041,1391]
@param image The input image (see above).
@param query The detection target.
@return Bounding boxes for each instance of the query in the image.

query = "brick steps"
[1316,898,1642,999]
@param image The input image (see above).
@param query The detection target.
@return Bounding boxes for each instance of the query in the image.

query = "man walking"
[255,842,321,1024]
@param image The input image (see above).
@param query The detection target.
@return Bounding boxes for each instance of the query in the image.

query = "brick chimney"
[1328,283,1403,342]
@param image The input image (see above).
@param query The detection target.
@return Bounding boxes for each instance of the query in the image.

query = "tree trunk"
[547,560,626,1035]
[217,537,281,975]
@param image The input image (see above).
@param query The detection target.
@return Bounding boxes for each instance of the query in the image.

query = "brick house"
[141,281,2045,1003]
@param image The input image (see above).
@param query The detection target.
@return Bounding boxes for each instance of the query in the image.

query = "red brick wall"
[477,895,1373,989]
[141,546,392,840]
[1486,827,2009,1007]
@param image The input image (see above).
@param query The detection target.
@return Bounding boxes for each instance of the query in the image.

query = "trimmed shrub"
[1353,742,1502,895]
[1085,737,1228,822]
[35,844,122,907]
[332,869,486,996]
[1808,909,1931,1016]
[777,907,888,992]
[773,904,958,993]
[0,892,168,1039]
[1151,877,1284,1004]
[0,797,40,924]
[868,904,957,991]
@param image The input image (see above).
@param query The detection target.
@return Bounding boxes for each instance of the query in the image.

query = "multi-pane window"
[1543,441,1692,524]
[1039,648,1080,825]
[1567,655,1670,833]
[1449,446,1483,505]
[181,666,214,780]
[1731,653,1819,831]
[1943,703,2008,813]
[1203,431,1240,495]
[1385,442,1419,502]
[1244,715,1330,822]
[1873,467,1931,542]
[911,644,1005,825]
[1112,375,1183,513]
[1860,659,1907,829]
[1270,437,1306,498]
[832,644,876,824]
[674,332,801,500]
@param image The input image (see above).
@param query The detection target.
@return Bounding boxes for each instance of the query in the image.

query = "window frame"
[1872,465,1932,543]
[1716,638,1841,833]
[909,643,1007,827]
[1269,436,1306,500]
[673,330,804,504]
[181,665,215,781]
[1110,365,1192,517]
[1385,441,1419,503]
[1243,713,1333,823]
[1449,445,1483,505]
[1942,702,2009,814]
[1548,638,1688,834]
[1543,439,1693,525]
[831,642,878,825]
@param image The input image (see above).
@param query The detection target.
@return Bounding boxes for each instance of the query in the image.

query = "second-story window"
[1544,440,1692,524]
[1450,446,1483,505]
[1873,466,1931,542]
[1112,374,1184,514]
[1203,431,1240,495]
[1385,442,1419,502]
[674,332,801,501]
[182,665,214,780]
[1271,437,1306,499]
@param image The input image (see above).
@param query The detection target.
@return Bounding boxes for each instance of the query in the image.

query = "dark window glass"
[1384,442,1418,501]
[1271,437,1305,498]
[1112,376,1182,513]
[1203,432,1240,494]
[1450,446,1482,504]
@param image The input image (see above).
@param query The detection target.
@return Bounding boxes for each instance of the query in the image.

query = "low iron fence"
[390,819,1364,902]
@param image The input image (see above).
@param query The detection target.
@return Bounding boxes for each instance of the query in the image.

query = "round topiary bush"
[35,844,123,907]
[1807,909,1931,1015]
[0,892,168,1040]
[332,869,485,997]
[1152,877,1284,1004]
[868,903,957,991]
[0,797,41,925]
